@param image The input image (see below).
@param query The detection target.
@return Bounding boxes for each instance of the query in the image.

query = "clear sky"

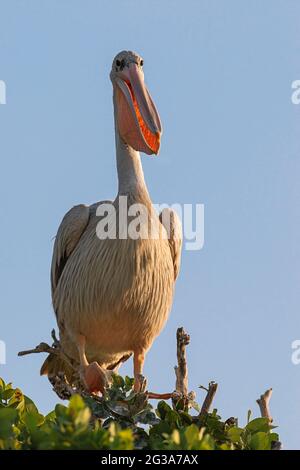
[0,0,299,449]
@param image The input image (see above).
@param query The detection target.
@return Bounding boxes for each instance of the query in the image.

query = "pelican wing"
[51,204,90,295]
[159,208,182,280]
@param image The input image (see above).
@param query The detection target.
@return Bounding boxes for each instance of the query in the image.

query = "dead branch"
[199,381,218,418]
[256,388,273,424]
[51,328,60,347]
[256,389,282,450]
[174,327,190,395]
[18,335,80,399]
[147,327,193,404]
[18,342,58,357]
[18,333,76,373]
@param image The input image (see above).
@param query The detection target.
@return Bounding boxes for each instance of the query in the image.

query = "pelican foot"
[81,361,109,395]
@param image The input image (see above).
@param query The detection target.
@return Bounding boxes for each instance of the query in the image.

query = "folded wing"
[159,208,182,281]
[51,204,90,298]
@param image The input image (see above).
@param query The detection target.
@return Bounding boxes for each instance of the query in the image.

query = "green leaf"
[270,432,279,442]
[8,388,24,408]
[149,420,172,437]
[157,401,172,420]
[184,424,200,448]
[124,376,134,390]
[227,426,243,443]
[55,403,68,418]
[45,410,56,422]
[68,394,85,413]
[1,388,15,401]
[179,411,193,425]
[0,408,18,438]
[24,395,39,415]
[112,375,125,389]
[0,376,282,451]
[190,400,201,413]
[198,434,215,450]
[74,407,91,427]
[246,417,271,433]
[134,408,159,425]
[249,432,271,450]
[24,411,45,431]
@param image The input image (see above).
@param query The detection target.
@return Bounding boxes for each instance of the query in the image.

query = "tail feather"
[40,353,73,382]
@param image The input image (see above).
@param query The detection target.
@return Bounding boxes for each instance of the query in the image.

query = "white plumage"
[41,51,182,393]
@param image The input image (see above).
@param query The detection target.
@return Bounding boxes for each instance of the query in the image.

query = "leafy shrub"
[0,376,280,450]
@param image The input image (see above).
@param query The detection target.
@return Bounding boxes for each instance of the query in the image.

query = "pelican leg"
[133,350,146,392]
[77,334,108,394]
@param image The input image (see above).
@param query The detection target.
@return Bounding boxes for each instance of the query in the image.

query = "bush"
[0,376,280,450]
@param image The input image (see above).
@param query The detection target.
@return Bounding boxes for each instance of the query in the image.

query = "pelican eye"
[140,59,144,66]
[116,59,121,67]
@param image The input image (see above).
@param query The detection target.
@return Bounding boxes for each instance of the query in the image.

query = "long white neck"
[113,93,150,200]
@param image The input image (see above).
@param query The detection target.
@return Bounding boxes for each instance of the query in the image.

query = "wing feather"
[159,208,182,280]
[51,204,90,296]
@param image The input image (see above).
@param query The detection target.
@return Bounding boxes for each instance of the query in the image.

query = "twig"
[18,342,58,357]
[199,381,218,418]
[256,389,282,450]
[18,336,77,372]
[147,327,193,405]
[256,388,273,424]
[174,327,190,395]
[51,329,60,348]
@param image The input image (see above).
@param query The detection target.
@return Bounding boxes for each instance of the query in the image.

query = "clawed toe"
[134,374,147,393]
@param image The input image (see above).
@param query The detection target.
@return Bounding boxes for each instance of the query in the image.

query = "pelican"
[41,51,182,393]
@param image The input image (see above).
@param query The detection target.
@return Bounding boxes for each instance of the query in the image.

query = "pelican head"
[110,50,162,155]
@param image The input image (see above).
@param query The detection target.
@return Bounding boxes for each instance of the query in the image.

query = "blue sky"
[0,0,299,449]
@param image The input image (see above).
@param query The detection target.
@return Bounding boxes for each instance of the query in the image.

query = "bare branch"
[51,329,60,347]
[174,327,190,395]
[256,388,273,424]
[199,381,218,418]
[18,336,77,372]
[18,342,58,357]
[147,327,194,405]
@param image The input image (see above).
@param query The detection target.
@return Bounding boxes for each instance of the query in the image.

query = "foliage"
[0,376,279,450]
